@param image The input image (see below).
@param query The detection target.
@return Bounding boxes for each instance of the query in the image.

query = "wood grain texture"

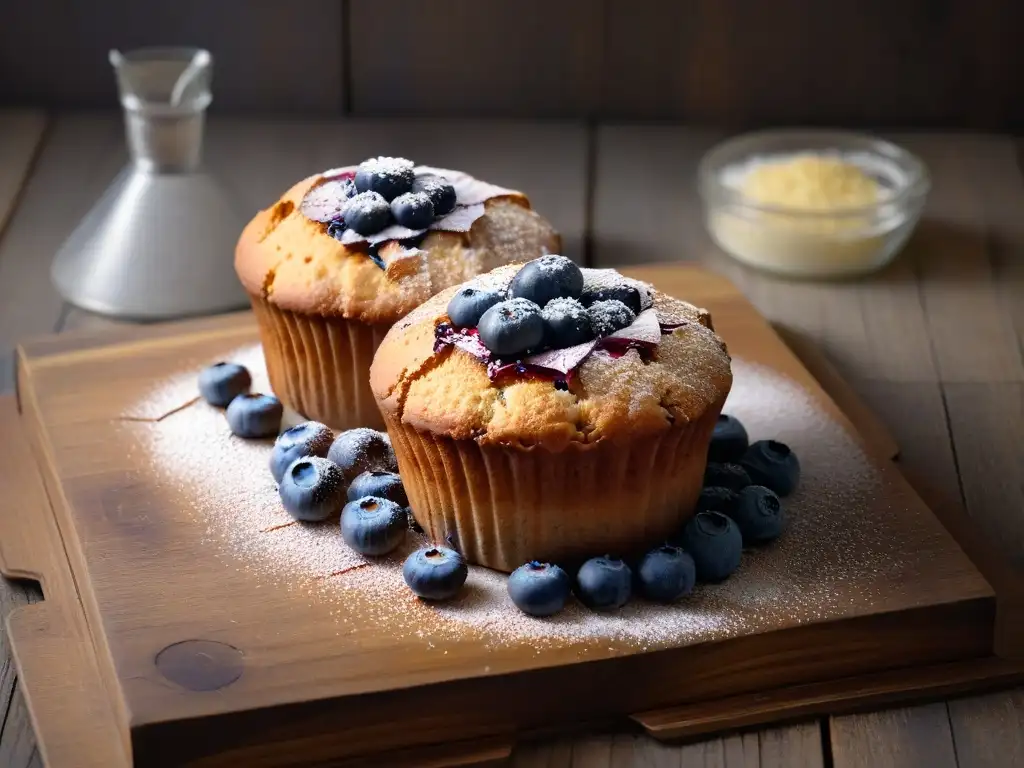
[948,690,1024,767]
[600,0,1024,129]
[831,704,959,768]
[346,0,603,118]
[0,0,344,113]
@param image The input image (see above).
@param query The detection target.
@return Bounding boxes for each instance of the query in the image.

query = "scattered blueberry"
[354,156,415,202]
[741,440,801,496]
[708,414,749,463]
[327,428,399,484]
[412,174,457,216]
[279,457,346,522]
[679,512,743,582]
[447,287,503,328]
[575,556,632,610]
[403,546,468,600]
[477,298,545,357]
[696,486,738,514]
[509,255,584,307]
[269,421,334,484]
[540,297,594,348]
[703,462,751,491]
[507,561,572,617]
[198,362,251,407]
[391,191,434,229]
[732,485,786,543]
[343,191,391,235]
[225,393,282,438]
[637,545,696,603]
[340,496,407,556]
[587,299,636,337]
[326,218,347,241]
[580,284,643,315]
[347,470,408,506]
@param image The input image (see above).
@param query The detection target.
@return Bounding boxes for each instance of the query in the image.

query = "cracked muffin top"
[370,261,733,450]
[234,158,560,325]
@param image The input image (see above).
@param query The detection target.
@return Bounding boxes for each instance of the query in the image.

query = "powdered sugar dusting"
[129,348,921,654]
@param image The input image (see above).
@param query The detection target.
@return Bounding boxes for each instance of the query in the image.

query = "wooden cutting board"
[3,264,1023,768]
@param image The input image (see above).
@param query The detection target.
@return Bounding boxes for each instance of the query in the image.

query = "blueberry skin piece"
[327,428,399,484]
[198,362,252,407]
[637,545,696,603]
[447,287,503,328]
[587,299,636,337]
[540,297,594,348]
[354,157,415,201]
[343,191,391,235]
[341,496,407,556]
[741,440,801,496]
[509,255,584,307]
[680,511,743,582]
[703,462,751,492]
[225,393,283,438]
[576,556,632,610]
[708,414,749,463]
[412,174,457,216]
[391,191,434,229]
[507,561,571,617]
[732,485,786,543]
[347,470,408,506]
[580,285,643,315]
[279,457,347,522]
[476,298,545,357]
[403,546,468,600]
[269,421,334,484]
[696,485,739,514]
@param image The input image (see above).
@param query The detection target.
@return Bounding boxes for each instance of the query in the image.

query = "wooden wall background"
[2,0,1024,129]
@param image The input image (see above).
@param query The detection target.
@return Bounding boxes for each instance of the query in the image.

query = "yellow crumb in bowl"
[708,153,904,277]
[742,155,880,211]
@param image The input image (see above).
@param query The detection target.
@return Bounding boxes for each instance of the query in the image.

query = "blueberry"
[327,428,398,484]
[198,362,252,407]
[391,191,434,229]
[696,486,738,514]
[279,457,346,522]
[354,156,415,202]
[447,287,503,328]
[708,414,749,463]
[587,299,635,337]
[340,496,407,556]
[540,297,594,348]
[575,556,632,610]
[580,285,643,316]
[507,561,572,617]
[679,512,743,582]
[347,470,408,506]
[477,298,544,357]
[509,255,584,307]
[412,174,457,216]
[343,191,391,235]
[732,485,786,543]
[403,546,468,600]
[703,462,751,492]
[637,545,696,603]
[269,421,334,484]
[225,393,282,438]
[741,440,800,497]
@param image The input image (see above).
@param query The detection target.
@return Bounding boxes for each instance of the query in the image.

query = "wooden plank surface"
[3,119,1024,765]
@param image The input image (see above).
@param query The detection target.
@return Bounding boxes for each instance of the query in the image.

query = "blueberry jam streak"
[435,308,679,382]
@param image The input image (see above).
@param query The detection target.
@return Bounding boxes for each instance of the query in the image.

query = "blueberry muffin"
[235,157,560,431]
[369,257,733,572]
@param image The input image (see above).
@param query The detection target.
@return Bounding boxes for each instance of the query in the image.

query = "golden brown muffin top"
[370,264,733,450]
[234,165,560,325]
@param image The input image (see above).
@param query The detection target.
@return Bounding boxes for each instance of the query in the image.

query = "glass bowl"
[697,130,930,279]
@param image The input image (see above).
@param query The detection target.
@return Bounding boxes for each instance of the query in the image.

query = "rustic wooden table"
[0,111,1021,767]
